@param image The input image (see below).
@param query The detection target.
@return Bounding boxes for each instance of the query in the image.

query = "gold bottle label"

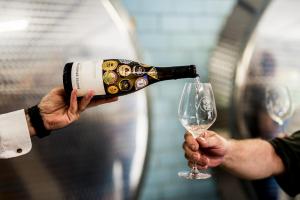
[147,67,158,79]
[103,60,118,71]
[107,85,119,94]
[118,65,132,77]
[103,71,118,85]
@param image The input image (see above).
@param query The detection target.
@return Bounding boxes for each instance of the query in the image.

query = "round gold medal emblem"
[103,71,118,85]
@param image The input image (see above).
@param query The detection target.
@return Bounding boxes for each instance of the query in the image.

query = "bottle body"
[63,59,197,98]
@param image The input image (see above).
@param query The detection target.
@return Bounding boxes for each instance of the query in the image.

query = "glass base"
[178,170,211,180]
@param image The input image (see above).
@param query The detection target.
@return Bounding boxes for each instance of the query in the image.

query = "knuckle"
[192,153,199,160]
[184,132,190,139]
[197,165,207,170]
[200,157,209,166]
[190,144,196,151]
[184,133,188,139]
[79,106,85,113]
[184,153,188,159]
[182,142,187,149]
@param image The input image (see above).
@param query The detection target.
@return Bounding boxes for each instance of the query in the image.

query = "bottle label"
[103,71,118,85]
[107,85,119,94]
[147,67,158,79]
[135,77,148,90]
[118,65,132,77]
[102,60,118,71]
[119,79,132,91]
[71,61,106,97]
[133,65,145,76]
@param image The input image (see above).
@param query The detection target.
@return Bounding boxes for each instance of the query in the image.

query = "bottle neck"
[156,65,197,81]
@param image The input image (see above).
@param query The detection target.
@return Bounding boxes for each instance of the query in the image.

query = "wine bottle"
[63,59,197,98]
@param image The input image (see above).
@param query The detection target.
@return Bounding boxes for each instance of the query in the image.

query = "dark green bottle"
[63,59,197,98]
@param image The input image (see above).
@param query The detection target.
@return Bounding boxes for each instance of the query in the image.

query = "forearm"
[222,138,284,179]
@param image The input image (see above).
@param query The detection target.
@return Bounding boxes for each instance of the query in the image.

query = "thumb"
[196,134,220,148]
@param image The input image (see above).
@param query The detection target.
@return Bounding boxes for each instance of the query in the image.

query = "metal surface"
[0,0,148,200]
[208,0,271,200]
[209,0,271,138]
[236,2,300,198]
[239,0,300,138]
[211,0,300,199]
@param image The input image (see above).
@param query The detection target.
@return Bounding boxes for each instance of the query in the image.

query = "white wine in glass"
[178,81,217,179]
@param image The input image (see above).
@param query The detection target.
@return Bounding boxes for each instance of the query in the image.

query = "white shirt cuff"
[0,109,32,158]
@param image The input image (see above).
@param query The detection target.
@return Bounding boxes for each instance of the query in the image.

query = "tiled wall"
[121,0,236,199]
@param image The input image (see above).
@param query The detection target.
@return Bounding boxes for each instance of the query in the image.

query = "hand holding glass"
[178,82,217,179]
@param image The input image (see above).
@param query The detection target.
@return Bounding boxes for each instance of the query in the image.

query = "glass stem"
[191,161,199,175]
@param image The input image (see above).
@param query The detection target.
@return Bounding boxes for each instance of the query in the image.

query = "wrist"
[37,104,51,130]
[222,139,235,166]
[25,111,36,137]
[26,105,51,138]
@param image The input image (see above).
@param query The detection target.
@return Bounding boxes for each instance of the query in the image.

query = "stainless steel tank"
[209,0,300,199]
[0,0,148,199]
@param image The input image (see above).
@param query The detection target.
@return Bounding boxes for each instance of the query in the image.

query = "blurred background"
[0,0,300,200]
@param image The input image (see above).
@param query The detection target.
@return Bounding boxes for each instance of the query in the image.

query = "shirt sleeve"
[0,110,32,159]
[269,131,300,197]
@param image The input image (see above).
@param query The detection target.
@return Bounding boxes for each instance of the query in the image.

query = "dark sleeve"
[269,131,300,197]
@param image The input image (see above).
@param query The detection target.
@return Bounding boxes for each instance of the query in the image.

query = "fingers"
[183,131,209,167]
[78,90,94,112]
[183,142,200,161]
[188,159,209,170]
[196,132,220,148]
[68,89,78,115]
[184,145,209,167]
[183,132,199,161]
[51,86,65,94]
[87,96,118,108]
[184,132,199,151]
[68,89,119,116]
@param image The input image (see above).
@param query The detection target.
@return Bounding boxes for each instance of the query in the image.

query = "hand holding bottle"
[27,87,118,136]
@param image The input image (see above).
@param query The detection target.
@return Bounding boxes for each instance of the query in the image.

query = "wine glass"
[265,85,293,133]
[178,82,217,179]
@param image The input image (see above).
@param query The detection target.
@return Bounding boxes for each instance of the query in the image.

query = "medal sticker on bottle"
[103,71,118,85]
[135,77,148,90]
[119,79,132,91]
[133,66,145,76]
[118,65,132,77]
[103,60,118,71]
[107,85,119,94]
[147,67,158,79]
